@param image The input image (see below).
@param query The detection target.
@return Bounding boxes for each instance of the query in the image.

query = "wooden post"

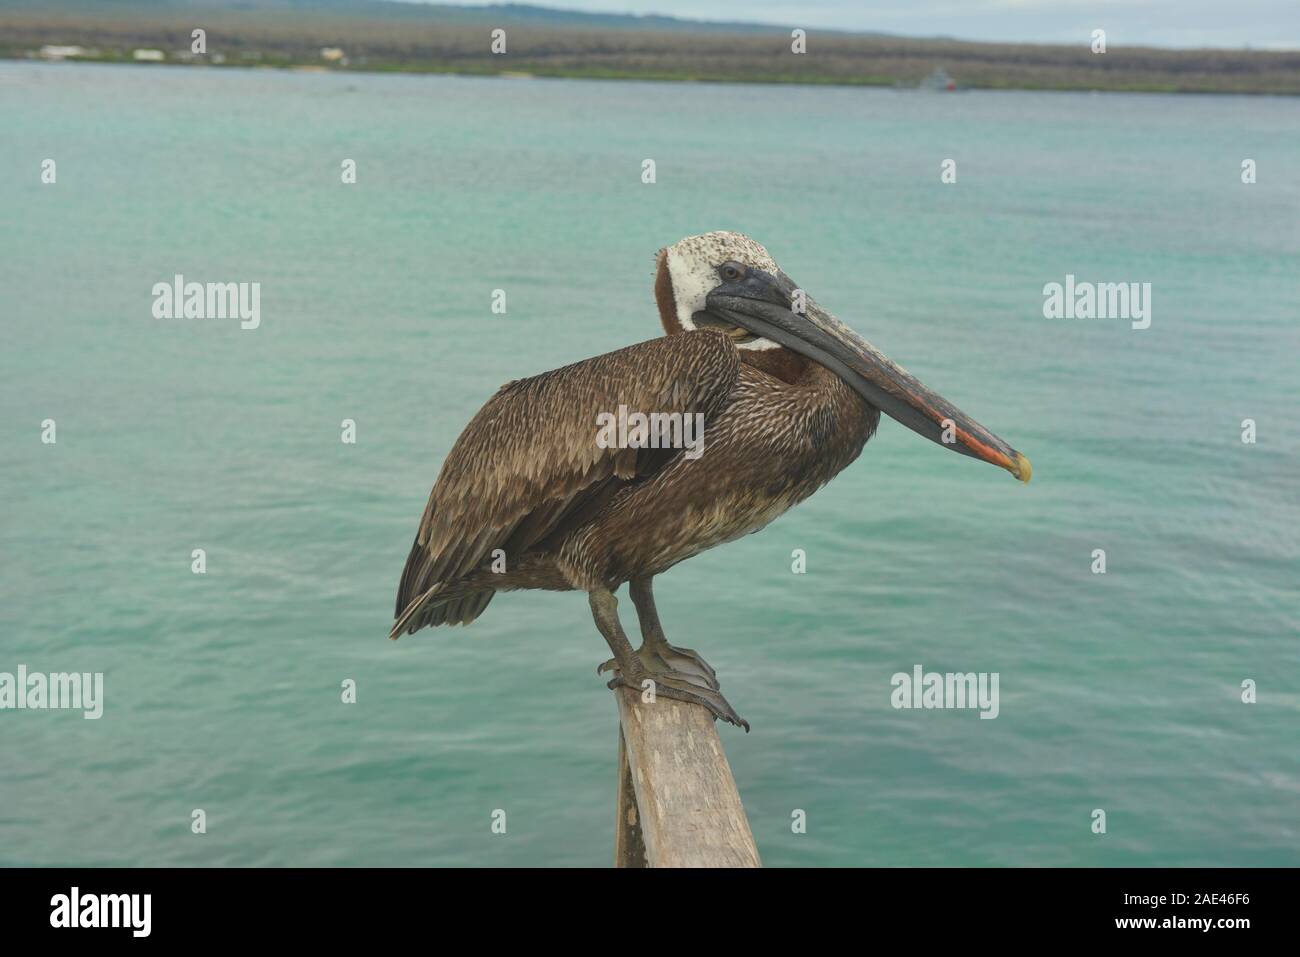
[613,728,648,867]
[613,686,761,868]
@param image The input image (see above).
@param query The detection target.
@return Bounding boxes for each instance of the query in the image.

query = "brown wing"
[390,330,740,637]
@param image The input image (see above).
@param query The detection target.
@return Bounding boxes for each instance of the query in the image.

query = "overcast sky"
[402,0,1300,49]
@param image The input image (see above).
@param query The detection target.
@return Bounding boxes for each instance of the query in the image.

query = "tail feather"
[388,581,495,639]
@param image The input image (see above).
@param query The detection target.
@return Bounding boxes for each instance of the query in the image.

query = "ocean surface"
[2,62,1297,867]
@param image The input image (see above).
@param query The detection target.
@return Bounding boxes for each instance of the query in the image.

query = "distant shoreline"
[4,5,1298,96]
[8,54,1300,97]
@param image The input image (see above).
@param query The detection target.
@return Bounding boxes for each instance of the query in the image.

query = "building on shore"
[39,45,87,60]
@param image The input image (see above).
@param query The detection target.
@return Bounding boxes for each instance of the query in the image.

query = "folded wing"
[391,330,740,637]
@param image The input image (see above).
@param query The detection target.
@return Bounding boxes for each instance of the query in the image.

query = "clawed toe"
[607,671,750,732]
[590,585,743,730]
[600,646,720,691]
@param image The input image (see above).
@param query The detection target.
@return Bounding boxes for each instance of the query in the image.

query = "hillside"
[3,0,1298,93]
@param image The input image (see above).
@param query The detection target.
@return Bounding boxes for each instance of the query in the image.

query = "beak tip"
[1011,452,1033,484]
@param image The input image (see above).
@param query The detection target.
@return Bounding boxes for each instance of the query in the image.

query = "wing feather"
[391,330,740,635]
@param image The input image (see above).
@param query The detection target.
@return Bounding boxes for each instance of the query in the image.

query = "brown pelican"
[390,231,1030,730]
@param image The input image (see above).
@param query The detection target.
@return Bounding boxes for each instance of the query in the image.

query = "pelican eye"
[717,262,747,283]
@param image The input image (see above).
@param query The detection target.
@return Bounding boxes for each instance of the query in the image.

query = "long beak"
[700,267,1032,483]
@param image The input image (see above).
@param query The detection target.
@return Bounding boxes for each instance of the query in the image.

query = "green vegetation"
[3,0,1298,94]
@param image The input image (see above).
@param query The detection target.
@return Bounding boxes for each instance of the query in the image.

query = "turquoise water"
[2,62,1297,867]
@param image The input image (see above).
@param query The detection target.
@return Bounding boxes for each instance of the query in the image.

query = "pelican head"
[656,230,1032,483]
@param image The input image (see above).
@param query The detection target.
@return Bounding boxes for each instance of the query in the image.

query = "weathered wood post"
[613,686,761,867]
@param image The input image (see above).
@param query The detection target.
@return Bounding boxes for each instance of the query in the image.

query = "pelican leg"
[595,578,720,690]
[629,577,720,690]
[590,588,749,732]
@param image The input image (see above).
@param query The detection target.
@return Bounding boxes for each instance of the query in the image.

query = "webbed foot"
[597,641,720,692]
[607,670,749,733]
